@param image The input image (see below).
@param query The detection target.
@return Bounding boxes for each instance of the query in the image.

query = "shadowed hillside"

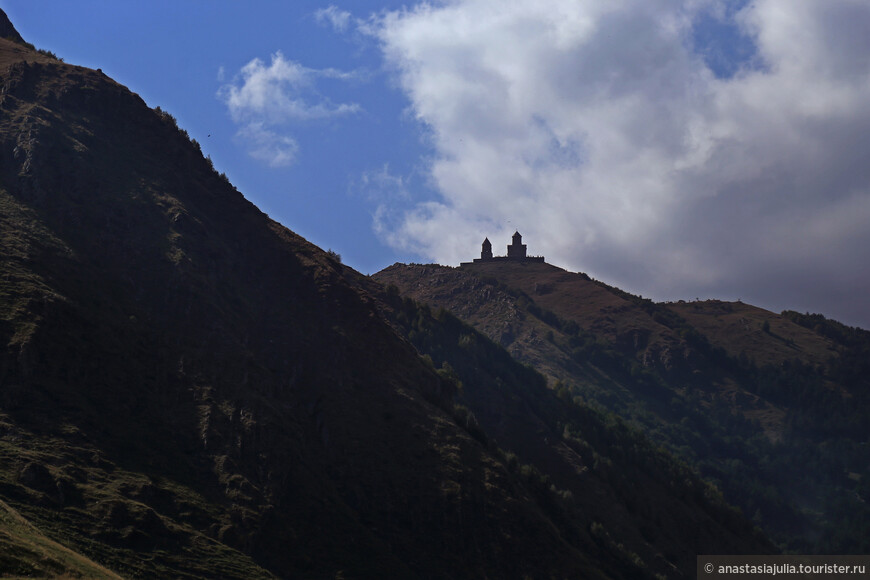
[367,285,773,576]
[0,27,588,580]
[374,260,870,553]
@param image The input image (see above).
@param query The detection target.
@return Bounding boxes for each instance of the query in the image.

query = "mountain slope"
[0,15,785,578]
[0,10,24,45]
[0,33,605,579]
[0,498,123,579]
[0,21,782,579]
[374,261,870,553]
[369,287,773,577]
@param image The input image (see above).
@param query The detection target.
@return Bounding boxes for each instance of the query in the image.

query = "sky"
[4,1,870,329]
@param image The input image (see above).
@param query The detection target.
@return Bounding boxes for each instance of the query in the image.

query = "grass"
[0,414,276,579]
[0,498,123,579]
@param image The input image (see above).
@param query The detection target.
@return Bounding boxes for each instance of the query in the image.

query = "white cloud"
[315,5,353,32]
[369,0,870,327]
[219,51,360,167]
[221,51,360,124]
[237,122,299,168]
[352,164,418,246]
[357,163,411,203]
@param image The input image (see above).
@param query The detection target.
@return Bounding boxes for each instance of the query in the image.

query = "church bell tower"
[480,237,493,260]
[506,231,527,259]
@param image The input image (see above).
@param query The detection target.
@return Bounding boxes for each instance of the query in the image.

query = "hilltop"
[374,259,870,553]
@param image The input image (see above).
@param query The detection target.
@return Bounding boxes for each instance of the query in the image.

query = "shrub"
[36,48,63,61]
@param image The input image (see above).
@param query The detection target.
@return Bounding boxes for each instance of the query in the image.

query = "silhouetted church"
[462,231,545,264]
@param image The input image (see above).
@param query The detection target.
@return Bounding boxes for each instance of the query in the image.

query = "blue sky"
[5,1,870,329]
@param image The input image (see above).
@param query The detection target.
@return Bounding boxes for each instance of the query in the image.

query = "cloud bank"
[219,51,360,167]
[370,0,870,327]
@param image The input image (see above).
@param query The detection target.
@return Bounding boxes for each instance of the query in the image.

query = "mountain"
[0,10,24,45]
[0,14,773,579]
[374,259,870,553]
[368,284,774,575]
